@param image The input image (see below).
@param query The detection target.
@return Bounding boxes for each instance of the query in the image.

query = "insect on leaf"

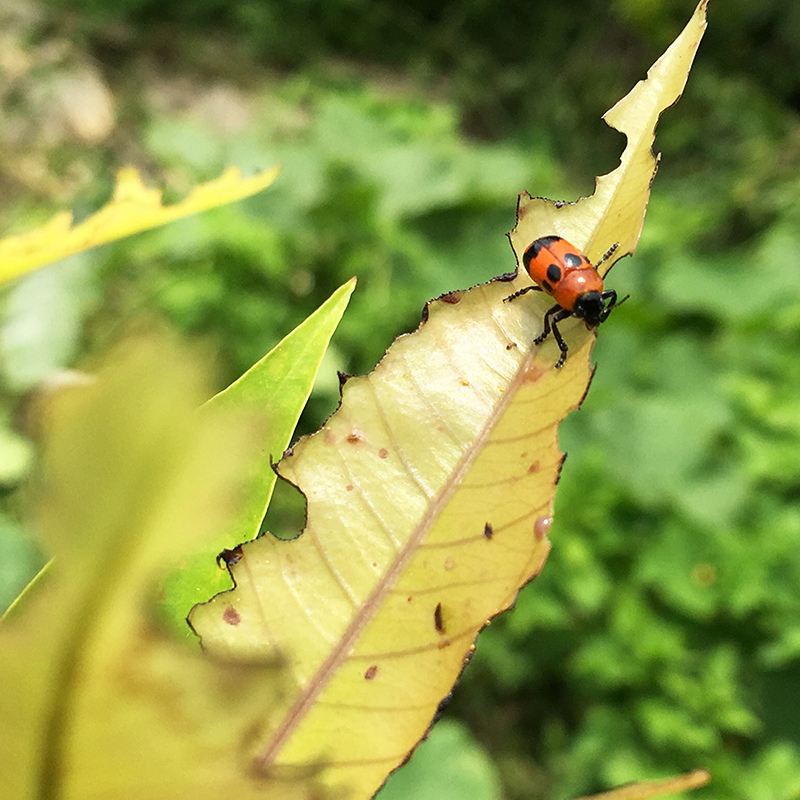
[190,4,708,799]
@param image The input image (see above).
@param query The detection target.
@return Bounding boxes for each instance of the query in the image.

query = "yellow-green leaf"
[0,164,280,285]
[0,336,325,800]
[190,5,708,799]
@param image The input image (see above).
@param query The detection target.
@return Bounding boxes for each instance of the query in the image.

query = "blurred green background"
[3,0,800,798]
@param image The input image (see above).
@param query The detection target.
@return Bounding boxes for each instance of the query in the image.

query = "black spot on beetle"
[542,280,553,293]
[484,522,493,539]
[564,252,583,268]
[546,264,562,283]
[434,602,445,634]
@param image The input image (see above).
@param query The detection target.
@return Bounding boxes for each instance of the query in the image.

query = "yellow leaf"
[0,164,280,285]
[573,769,711,800]
[190,5,708,799]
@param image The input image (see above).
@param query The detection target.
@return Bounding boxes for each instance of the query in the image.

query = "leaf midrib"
[252,345,537,773]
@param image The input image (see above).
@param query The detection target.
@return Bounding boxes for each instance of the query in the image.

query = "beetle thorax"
[553,269,603,311]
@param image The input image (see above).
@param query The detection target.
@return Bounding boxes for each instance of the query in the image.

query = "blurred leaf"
[0,165,280,283]
[574,769,710,800]
[0,335,330,800]
[375,719,502,800]
[0,254,97,393]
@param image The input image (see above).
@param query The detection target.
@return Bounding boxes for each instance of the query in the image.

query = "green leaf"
[159,277,356,632]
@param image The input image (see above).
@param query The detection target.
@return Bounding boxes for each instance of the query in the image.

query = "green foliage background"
[3,1,800,798]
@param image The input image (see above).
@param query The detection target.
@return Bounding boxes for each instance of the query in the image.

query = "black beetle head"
[572,291,605,327]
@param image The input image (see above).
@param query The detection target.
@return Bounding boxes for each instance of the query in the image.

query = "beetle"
[505,235,625,368]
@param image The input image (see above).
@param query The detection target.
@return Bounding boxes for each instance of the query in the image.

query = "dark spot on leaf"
[440,291,463,304]
[346,484,354,491]
[223,606,241,626]
[378,448,389,459]
[437,639,452,649]
[506,342,518,350]
[484,522,493,539]
[528,460,540,473]
[534,515,553,539]
[434,602,445,634]
[346,431,362,443]
[216,545,243,568]
[364,665,378,680]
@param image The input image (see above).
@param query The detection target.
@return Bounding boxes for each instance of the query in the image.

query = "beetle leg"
[548,309,573,368]
[533,303,560,344]
[595,242,620,269]
[505,285,543,303]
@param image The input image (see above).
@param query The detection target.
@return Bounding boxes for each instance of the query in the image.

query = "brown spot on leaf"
[437,639,452,649]
[459,378,470,386]
[378,448,389,459]
[364,665,378,680]
[346,431,362,443]
[216,545,243,568]
[506,341,518,350]
[346,484,354,491]
[223,606,241,626]
[444,557,455,571]
[528,460,540,473]
[434,602,445,634]
[440,291,463,304]
[534,515,553,539]
[323,427,335,444]
[522,363,548,383]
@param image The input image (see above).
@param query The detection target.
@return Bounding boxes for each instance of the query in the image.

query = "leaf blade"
[189,5,710,798]
[0,165,280,284]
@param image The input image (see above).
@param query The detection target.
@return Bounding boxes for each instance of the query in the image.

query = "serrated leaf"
[189,5,708,799]
[0,165,280,284]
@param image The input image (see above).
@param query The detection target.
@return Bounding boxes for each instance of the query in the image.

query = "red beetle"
[506,235,625,368]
